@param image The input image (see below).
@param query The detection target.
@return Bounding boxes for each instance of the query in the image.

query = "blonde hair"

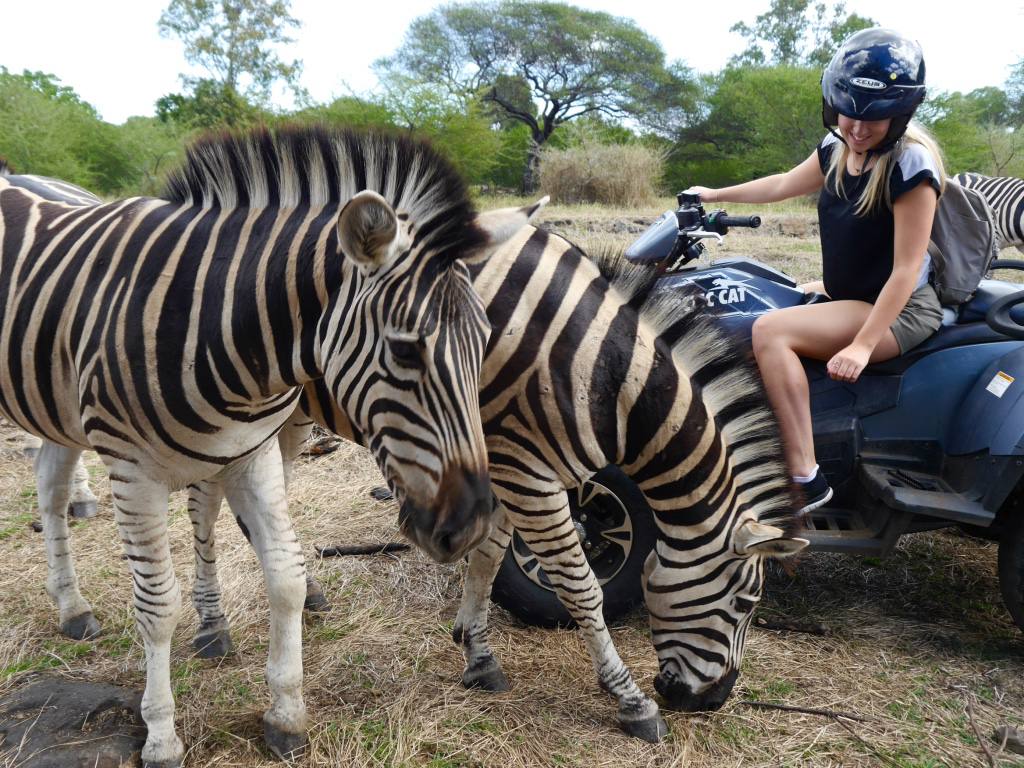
[825,122,946,216]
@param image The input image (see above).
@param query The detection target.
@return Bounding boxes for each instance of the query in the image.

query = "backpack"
[927,177,1000,305]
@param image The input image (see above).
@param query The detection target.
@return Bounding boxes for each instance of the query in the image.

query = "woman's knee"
[751,314,786,359]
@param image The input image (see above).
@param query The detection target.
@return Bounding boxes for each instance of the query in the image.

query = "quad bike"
[491,192,1024,633]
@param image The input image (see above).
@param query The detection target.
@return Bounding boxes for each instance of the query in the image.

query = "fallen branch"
[967,701,996,768]
[753,615,829,635]
[315,542,410,558]
[740,700,866,723]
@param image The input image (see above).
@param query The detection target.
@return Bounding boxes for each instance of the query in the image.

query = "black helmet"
[821,28,926,152]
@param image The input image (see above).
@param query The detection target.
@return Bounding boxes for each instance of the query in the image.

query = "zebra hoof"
[264,721,307,761]
[61,612,101,640]
[193,629,234,659]
[303,580,331,613]
[462,661,510,692]
[618,713,669,744]
[69,500,98,519]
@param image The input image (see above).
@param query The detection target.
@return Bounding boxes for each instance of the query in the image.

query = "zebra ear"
[468,196,550,257]
[337,190,404,271]
[733,520,808,558]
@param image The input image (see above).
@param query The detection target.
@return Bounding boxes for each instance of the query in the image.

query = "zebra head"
[643,519,807,711]
[325,190,547,563]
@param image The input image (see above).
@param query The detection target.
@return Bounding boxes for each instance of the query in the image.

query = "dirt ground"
[0,199,1022,767]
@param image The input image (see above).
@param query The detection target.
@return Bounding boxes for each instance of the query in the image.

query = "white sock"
[792,464,819,484]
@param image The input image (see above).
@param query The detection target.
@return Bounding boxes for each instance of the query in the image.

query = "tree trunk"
[521,137,544,194]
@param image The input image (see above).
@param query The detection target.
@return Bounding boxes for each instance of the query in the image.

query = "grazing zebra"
[956,172,1024,254]
[177,226,806,742]
[0,127,540,766]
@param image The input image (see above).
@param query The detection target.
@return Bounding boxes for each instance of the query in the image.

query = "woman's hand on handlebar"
[683,186,718,203]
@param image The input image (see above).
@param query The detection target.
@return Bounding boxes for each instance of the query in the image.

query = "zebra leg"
[276,417,330,612]
[453,502,513,691]
[502,483,667,743]
[35,441,101,640]
[108,471,184,768]
[187,481,233,659]
[221,442,308,761]
[68,456,98,519]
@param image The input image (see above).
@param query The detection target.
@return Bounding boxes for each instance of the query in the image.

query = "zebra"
[174,226,807,742]
[0,167,103,519]
[0,128,542,767]
[956,172,1024,254]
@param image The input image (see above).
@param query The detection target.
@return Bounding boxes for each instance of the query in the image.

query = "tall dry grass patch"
[538,138,665,207]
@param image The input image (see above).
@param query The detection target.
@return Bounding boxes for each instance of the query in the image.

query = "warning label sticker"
[986,371,1015,398]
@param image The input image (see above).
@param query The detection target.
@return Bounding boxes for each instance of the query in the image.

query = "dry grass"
[1,202,1023,767]
[538,142,665,208]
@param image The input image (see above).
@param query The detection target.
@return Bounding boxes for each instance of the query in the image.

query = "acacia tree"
[376,1,696,190]
[157,0,305,125]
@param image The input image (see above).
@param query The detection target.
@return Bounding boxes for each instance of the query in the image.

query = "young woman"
[688,28,946,511]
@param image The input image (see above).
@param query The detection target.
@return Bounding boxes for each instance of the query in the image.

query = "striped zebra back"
[956,172,1024,251]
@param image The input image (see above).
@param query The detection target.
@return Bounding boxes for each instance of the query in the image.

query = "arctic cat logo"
[850,77,886,90]
[703,277,749,307]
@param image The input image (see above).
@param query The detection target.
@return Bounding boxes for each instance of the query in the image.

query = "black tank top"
[816,134,940,303]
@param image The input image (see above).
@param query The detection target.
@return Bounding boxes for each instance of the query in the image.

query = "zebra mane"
[579,242,798,524]
[162,124,481,260]
[0,158,9,175]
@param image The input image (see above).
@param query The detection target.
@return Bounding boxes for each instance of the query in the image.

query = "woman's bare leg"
[752,300,901,476]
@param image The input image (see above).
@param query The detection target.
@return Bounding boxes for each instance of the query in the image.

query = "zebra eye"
[388,336,424,370]
[733,596,756,614]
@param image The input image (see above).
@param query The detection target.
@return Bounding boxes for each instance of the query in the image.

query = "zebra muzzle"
[398,468,494,563]
[654,667,739,713]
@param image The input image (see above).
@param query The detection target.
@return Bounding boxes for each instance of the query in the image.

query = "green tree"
[0,68,136,194]
[156,78,265,129]
[731,0,875,67]
[376,1,696,190]
[158,0,304,104]
[671,65,822,188]
[923,89,1022,176]
[1007,57,1024,127]
[114,117,189,196]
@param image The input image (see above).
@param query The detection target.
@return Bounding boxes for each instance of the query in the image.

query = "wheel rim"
[510,478,634,592]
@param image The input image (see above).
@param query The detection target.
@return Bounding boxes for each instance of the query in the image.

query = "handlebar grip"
[717,215,761,228]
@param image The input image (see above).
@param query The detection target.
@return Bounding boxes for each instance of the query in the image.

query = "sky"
[3,0,1023,125]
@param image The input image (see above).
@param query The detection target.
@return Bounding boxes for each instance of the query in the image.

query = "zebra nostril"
[435,531,454,556]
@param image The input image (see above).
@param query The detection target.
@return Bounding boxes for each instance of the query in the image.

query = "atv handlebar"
[715,214,762,229]
[985,260,1024,340]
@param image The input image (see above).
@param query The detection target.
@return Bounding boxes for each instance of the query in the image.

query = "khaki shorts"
[890,283,943,354]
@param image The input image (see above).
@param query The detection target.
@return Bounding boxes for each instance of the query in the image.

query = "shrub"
[538,137,664,206]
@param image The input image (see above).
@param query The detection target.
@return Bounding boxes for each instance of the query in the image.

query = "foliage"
[923,89,1024,177]
[158,0,304,103]
[0,69,135,194]
[113,117,189,196]
[376,1,696,189]
[670,65,822,188]
[731,0,875,68]
[289,96,396,130]
[156,78,266,129]
[1007,58,1024,127]
[380,84,503,184]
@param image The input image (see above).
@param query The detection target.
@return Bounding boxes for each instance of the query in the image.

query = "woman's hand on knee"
[827,342,872,383]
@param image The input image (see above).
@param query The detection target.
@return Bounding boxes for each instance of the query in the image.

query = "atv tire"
[998,507,1024,633]
[491,465,655,628]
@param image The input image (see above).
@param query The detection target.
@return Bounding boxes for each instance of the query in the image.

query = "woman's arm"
[690,151,825,204]
[827,181,939,382]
